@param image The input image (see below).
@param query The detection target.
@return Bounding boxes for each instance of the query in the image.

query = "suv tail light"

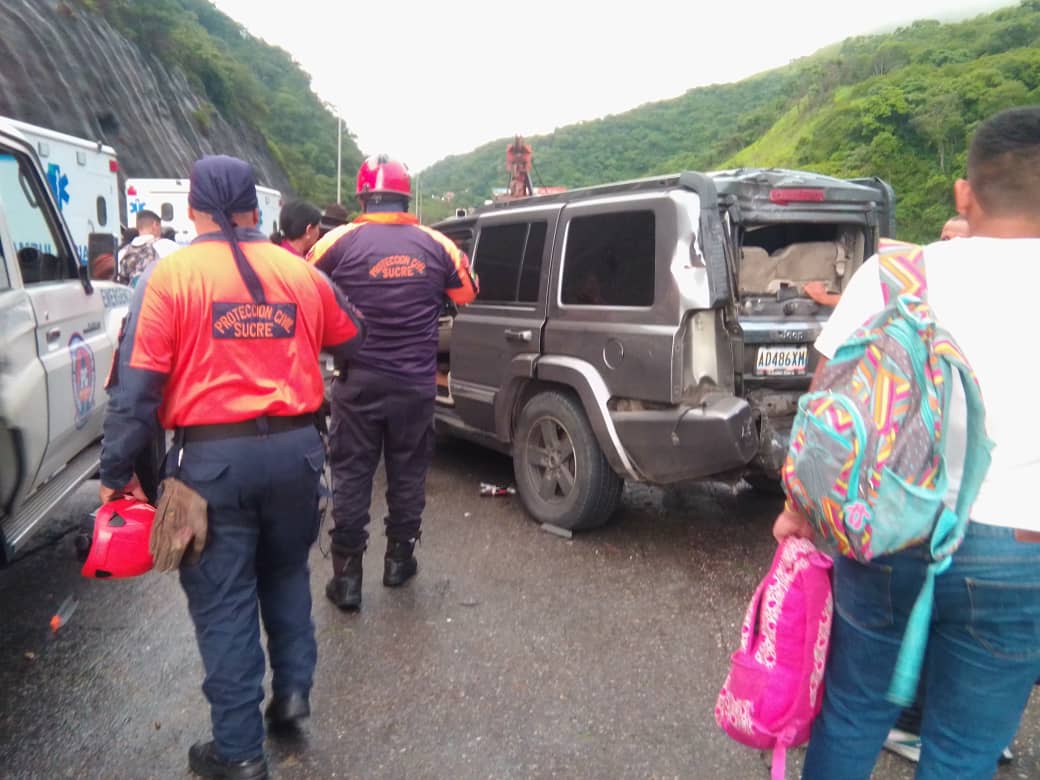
[769,188,825,204]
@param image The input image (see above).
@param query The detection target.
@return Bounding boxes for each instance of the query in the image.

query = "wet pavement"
[1,436,1038,779]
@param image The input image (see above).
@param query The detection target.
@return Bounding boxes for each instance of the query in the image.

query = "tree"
[911,92,965,174]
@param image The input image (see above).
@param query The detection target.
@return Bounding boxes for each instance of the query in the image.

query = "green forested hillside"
[74,0,363,209]
[420,1,1040,242]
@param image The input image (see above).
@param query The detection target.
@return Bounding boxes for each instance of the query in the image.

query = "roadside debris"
[540,523,573,539]
[479,483,516,497]
[49,595,79,633]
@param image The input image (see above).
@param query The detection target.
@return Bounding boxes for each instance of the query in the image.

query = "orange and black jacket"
[308,211,477,383]
[100,227,366,488]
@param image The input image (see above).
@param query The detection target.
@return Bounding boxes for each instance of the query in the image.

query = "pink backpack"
[715,537,833,780]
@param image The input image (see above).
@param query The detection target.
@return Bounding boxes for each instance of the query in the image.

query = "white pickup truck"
[0,118,161,563]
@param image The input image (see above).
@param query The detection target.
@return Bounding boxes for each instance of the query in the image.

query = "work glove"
[149,477,208,572]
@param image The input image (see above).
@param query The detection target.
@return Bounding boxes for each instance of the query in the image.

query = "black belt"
[180,413,317,443]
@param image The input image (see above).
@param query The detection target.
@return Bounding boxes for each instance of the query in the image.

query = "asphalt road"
[1,437,1038,779]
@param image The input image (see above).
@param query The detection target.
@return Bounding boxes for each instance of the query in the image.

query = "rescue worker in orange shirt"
[308,154,477,611]
[99,155,365,780]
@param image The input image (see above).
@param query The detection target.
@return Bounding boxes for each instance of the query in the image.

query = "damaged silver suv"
[431,169,895,531]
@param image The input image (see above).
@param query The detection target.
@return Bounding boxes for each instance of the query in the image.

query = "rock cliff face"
[0,0,292,223]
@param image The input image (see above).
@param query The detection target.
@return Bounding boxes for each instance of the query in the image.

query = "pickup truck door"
[0,148,111,495]
[0,241,35,517]
[0,415,22,518]
[449,207,557,438]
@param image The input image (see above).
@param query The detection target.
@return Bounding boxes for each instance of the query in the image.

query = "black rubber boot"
[265,691,310,731]
[325,546,363,610]
[383,539,418,587]
[188,741,268,779]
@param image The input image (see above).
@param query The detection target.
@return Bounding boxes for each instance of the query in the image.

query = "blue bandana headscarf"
[189,155,265,303]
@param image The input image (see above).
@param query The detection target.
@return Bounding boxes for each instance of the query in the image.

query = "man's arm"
[419,226,478,306]
[312,268,366,361]
[444,250,478,306]
[99,267,172,500]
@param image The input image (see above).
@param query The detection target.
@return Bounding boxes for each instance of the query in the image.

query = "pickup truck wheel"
[513,392,622,531]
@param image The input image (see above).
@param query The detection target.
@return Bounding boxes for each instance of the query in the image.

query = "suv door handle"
[504,328,532,344]
[46,327,61,344]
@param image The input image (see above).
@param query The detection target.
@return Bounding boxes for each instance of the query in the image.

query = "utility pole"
[336,113,342,204]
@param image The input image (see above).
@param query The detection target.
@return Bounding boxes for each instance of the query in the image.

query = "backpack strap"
[771,742,789,780]
[878,239,927,305]
[884,288,995,705]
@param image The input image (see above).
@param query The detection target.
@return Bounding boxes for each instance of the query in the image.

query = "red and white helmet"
[356,154,411,199]
[81,497,156,579]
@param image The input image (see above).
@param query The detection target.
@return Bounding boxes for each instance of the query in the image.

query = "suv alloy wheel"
[513,391,622,531]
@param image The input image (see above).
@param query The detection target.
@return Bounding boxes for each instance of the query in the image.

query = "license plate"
[755,345,808,376]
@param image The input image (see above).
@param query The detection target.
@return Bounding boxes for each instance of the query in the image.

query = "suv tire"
[513,391,623,531]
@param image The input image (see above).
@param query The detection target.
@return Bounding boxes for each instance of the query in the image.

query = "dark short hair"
[967,106,1040,216]
[135,209,161,228]
[276,199,320,240]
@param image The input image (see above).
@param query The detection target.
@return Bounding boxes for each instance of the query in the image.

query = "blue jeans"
[803,523,1040,780]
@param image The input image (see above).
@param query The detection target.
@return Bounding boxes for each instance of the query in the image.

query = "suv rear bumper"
[610,395,758,484]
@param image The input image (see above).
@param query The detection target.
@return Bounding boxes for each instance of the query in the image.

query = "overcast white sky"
[212,0,1008,172]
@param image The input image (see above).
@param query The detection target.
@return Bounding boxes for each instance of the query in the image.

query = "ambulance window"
[0,152,72,285]
[96,196,108,226]
[161,203,174,222]
[0,238,8,291]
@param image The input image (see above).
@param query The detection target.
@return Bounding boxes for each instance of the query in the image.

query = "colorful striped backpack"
[781,239,993,705]
[715,537,833,780]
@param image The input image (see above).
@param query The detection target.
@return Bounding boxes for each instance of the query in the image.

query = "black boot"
[265,690,310,730]
[383,538,418,587]
[188,741,268,779]
[325,546,363,610]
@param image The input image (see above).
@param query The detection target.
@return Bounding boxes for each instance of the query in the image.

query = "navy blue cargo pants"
[328,366,435,552]
[174,423,324,762]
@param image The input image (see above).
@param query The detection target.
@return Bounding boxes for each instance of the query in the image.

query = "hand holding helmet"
[99,473,147,505]
[82,497,156,578]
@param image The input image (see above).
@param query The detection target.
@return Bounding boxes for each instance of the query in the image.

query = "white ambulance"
[0,118,167,563]
[1,117,121,270]
[125,177,283,245]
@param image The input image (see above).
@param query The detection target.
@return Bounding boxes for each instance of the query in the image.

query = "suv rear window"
[473,221,546,303]
[561,211,654,307]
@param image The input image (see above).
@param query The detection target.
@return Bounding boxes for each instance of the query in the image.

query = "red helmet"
[356,154,411,199]
[81,498,156,579]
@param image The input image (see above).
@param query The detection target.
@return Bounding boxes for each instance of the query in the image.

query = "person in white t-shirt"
[116,209,179,287]
[774,105,1040,780]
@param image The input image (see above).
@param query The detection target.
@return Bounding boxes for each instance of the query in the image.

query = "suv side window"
[474,221,547,303]
[561,211,655,307]
[517,222,546,303]
[0,151,71,285]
